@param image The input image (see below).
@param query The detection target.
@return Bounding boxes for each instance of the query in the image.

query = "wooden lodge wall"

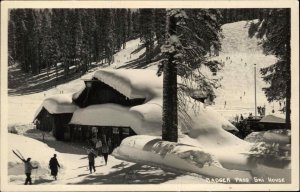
[36,108,73,141]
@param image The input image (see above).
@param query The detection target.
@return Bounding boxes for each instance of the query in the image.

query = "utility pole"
[254,63,257,118]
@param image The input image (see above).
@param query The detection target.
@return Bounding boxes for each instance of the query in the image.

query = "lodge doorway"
[67,125,136,153]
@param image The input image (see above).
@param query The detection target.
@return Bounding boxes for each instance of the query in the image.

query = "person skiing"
[88,149,96,173]
[23,158,38,185]
[49,154,60,180]
[101,142,109,165]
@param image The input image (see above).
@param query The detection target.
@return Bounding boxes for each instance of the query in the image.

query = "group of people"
[18,138,112,184]
[87,138,110,174]
[234,114,244,123]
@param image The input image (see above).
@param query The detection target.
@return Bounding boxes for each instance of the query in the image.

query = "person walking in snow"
[101,142,109,165]
[23,157,38,185]
[49,154,60,180]
[88,149,96,173]
[95,139,102,156]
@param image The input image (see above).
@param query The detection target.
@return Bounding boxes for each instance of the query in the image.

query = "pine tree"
[139,9,155,62]
[8,13,17,63]
[127,9,133,40]
[154,9,167,46]
[248,9,291,129]
[159,9,223,142]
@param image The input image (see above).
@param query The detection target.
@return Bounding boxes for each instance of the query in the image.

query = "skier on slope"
[49,154,60,180]
[23,158,38,185]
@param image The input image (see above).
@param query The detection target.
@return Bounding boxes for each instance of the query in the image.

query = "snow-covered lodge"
[33,69,237,152]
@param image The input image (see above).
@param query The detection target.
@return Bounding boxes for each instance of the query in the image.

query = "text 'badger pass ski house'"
[33,69,237,153]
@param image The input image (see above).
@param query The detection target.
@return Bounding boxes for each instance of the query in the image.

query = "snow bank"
[113,135,252,180]
[8,133,64,178]
[245,129,291,144]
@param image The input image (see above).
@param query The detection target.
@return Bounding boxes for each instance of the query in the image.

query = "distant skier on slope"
[49,154,60,180]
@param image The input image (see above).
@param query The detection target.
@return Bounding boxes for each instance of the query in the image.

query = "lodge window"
[122,128,130,135]
[113,127,119,134]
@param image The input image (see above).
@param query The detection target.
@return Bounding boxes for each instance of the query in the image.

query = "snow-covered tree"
[159,9,223,142]
[248,9,291,129]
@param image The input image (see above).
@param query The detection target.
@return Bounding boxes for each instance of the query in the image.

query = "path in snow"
[8,133,207,185]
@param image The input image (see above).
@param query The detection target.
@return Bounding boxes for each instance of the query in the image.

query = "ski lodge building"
[33,69,237,153]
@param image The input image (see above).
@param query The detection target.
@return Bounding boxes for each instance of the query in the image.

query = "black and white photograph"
[1,1,299,191]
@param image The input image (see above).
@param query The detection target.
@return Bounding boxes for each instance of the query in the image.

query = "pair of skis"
[12,149,38,184]
[12,149,25,162]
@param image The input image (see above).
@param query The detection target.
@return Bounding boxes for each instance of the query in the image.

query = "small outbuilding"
[259,115,286,130]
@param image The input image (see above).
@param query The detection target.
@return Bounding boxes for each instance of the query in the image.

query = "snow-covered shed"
[259,115,286,130]
[34,94,77,140]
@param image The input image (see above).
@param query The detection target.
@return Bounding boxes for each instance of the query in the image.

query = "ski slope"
[210,21,280,120]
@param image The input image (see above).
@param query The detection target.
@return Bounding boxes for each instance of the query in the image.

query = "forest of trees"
[8,8,266,77]
[8,9,140,75]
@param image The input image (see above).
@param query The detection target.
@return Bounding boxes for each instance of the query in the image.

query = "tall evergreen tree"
[159,9,223,142]
[248,9,291,129]
[139,9,155,62]
[154,9,167,46]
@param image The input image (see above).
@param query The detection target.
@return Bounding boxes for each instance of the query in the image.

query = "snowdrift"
[114,135,291,183]
[113,135,252,180]
[8,133,64,179]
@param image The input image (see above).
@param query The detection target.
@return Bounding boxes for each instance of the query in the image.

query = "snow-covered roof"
[260,115,285,124]
[35,69,238,147]
[69,103,162,136]
[70,69,237,136]
[33,94,78,121]
[93,69,163,101]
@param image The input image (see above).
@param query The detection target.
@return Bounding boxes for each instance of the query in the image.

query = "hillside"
[8,20,282,125]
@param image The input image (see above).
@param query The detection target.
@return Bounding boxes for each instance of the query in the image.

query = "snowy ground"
[8,132,208,185]
[6,21,290,185]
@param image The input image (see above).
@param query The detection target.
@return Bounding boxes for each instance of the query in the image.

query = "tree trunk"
[162,14,178,142]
